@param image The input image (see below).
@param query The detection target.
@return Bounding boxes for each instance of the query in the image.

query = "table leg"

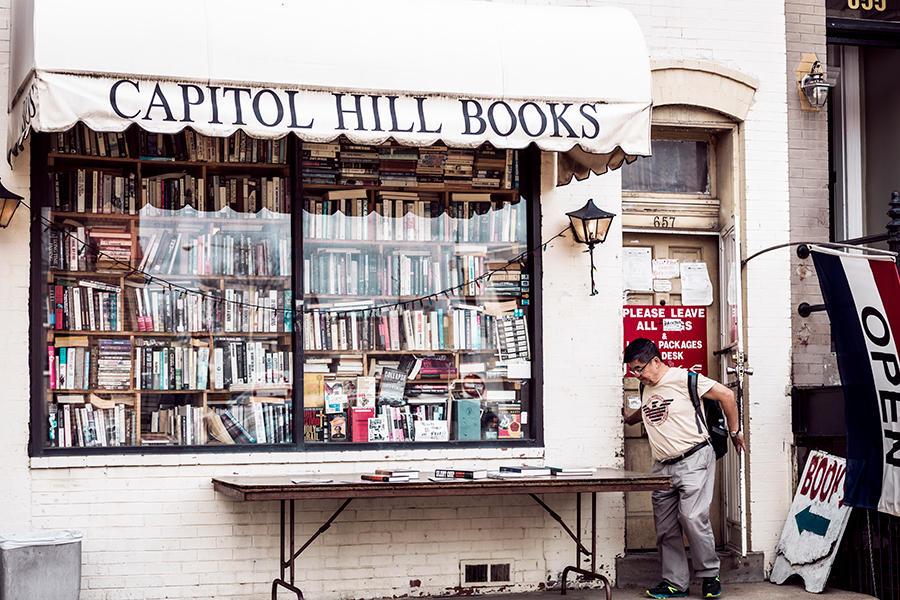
[272,498,354,600]
[559,493,611,600]
[273,499,304,600]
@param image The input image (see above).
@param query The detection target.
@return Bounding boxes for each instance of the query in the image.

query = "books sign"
[770,451,852,592]
[623,305,707,375]
[14,71,649,163]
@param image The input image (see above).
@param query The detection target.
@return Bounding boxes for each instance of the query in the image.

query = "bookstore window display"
[40,125,294,449]
[35,126,537,452]
[300,141,535,445]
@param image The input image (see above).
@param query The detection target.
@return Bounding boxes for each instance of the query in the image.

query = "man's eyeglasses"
[629,360,652,375]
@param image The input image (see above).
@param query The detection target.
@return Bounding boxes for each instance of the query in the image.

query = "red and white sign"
[623,305,708,375]
[770,451,852,593]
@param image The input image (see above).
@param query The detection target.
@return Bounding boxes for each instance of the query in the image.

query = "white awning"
[9,0,651,180]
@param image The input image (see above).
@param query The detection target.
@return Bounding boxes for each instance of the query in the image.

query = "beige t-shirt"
[640,367,716,462]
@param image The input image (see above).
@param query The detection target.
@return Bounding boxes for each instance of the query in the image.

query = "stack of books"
[361,469,418,482]
[417,356,457,379]
[96,338,132,390]
[88,227,132,271]
[378,144,418,186]
[339,142,379,186]
[416,146,446,187]
[483,260,522,297]
[444,149,475,187]
[473,144,506,188]
[301,142,340,185]
[304,358,332,374]
[336,356,365,376]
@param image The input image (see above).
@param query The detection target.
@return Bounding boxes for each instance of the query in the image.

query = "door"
[623,231,723,550]
[719,219,747,555]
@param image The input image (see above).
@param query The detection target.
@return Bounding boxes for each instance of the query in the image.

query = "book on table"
[487,470,532,479]
[374,469,420,478]
[433,468,487,480]
[547,466,597,475]
[498,465,551,477]
[291,478,334,484]
[360,474,410,482]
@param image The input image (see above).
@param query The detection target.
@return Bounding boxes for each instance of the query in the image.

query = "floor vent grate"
[461,560,513,586]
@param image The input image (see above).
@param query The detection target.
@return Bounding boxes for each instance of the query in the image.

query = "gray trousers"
[650,443,719,591]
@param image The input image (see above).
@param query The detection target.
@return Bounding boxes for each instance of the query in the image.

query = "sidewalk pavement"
[464,580,876,600]
[612,580,876,598]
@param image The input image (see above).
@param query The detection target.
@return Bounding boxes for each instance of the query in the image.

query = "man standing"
[623,338,745,599]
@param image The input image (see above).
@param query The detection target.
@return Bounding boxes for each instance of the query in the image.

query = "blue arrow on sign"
[795,505,830,536]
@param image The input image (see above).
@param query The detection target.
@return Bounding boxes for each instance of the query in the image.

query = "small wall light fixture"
[797,55,833,112]
[566,199,615,296]
[0,178,24,228]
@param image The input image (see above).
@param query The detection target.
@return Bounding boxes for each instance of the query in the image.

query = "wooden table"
[212,469,670,600]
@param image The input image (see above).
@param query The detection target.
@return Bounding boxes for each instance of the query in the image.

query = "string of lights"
[27,200,570,327]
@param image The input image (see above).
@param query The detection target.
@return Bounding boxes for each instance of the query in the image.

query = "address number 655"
[847,0,886,10]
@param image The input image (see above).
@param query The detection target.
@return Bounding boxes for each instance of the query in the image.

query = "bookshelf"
[300,139,533,444]
[41,125,294,448]
[37,126,535,451]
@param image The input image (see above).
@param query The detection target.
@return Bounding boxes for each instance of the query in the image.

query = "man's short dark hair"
[624,338,661,364]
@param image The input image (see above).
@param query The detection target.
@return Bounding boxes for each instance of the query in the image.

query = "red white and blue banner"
[812,247,900,516]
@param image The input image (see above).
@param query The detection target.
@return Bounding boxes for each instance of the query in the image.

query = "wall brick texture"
[0,0,798,597]
[785,0,837,388]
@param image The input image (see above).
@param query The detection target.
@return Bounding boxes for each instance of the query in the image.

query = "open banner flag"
[812,247,900,516]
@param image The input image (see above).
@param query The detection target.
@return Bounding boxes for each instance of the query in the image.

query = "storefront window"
[34,128,537,452]
[622,140,710,195]
[299,141,534,444]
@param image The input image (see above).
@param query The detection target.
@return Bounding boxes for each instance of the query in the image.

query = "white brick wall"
[785,0,837,390]
[612,0,795,572]
[0,0,33,547]
[0,0,797,597]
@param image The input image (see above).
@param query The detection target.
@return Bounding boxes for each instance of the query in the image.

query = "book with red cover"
[349,407,375,442]
[55,284,64,330]
[360,474,410,482]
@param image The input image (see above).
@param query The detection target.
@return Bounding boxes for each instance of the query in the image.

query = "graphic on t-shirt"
[643,394,674,427]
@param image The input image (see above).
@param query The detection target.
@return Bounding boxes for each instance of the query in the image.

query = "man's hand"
[622,406,642,426]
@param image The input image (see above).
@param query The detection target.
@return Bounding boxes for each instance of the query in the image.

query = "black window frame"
[28,132,545,456]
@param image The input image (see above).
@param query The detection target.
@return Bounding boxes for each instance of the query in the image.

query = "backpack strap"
[687,371,708,435]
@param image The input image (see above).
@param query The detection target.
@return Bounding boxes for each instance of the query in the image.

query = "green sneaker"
[703,575,722,598]
[646,581,689,598]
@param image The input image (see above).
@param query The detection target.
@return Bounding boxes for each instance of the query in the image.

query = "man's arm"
[622,406,643,426]
[703,382,746,454]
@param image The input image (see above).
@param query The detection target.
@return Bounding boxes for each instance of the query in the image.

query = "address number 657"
[653,216,676,228]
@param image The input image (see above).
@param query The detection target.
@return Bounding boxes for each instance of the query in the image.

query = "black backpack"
[687,371,729,460]
[639,371,729,460]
